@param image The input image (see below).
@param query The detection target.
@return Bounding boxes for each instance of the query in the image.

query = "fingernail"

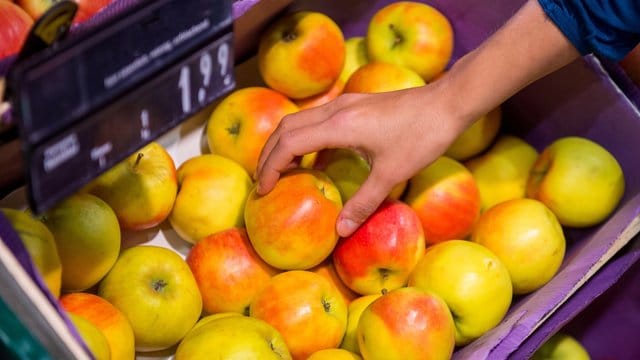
[337,218,358,237]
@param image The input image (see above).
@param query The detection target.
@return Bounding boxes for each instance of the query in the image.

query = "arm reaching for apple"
[255,0,638,238]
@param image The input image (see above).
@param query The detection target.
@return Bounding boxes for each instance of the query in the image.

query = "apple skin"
[67,312,111,360]
[531,332,591,360]
[472,198,566,294]
[186,227,279,315]
[169,154,253,244]
[465,135,539,212]
[344,61,425,94]
[175,315,292,360]
[404,156,481,244]
[526,136,625,228]
[17,0,113,23]
[445,107,502,161]
[332,199,425,295]
[356,287,455,360]
[59,292,135,360]
[0,1,33,58]
[1,208,62,298]
[310,260,359,306]
[366,2,454,81]
[308,348,362,360]
[250,270,348,360]
[408,240,513,345]
[258,11,345,99]
[98,245,202,352]
[340,294,381,354]
[85,141,177,231]
[207,87,299,176]
[244,169,342,270]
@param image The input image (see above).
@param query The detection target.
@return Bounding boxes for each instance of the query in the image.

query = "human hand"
[254,80,470,237]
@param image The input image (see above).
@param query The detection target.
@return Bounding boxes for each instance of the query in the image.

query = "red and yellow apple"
[472,198,566,294]
[250,270,348,360]
[258,11,345,99]
[445,107,502,161]
[344,61,425,94]
[206,87,299,176]
[0,0,33,58]
[408,240,513,345]
[169,154,253,244]
[366,2,454,81]
[244,169,342,270]
[186,227,279,315]
[310,260,359,306]
[60,292,135,360]
[404,156,481,244]
[527,136,625,228]
[332,199,425,295]
[85,141,177,231]
[340,294,381,354]
[308,348,362,360]
[357,287,455,360]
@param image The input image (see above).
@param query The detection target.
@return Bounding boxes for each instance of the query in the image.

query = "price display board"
[8,0,235,213]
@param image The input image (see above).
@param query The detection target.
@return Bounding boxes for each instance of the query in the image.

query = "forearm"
[438,0,580,129]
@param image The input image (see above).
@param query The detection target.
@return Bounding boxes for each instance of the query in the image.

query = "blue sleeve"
[538,0,640,61]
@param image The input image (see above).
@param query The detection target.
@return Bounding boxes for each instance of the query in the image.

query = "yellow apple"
[169,154,253,244]
[472,198,566,294]
[340,294,381,354]
[85,141,177,230]
[258,11,345,99]
[408,240,513,345]
[67,312,111,360]
[527,136,625,228]
[41,193,120,292]
[1,208,62,298]
[190,312,243,332]
[465,135,539,211]
[366,2,454,81]
[344,61,425,94]
[445,107,502,161]
[308,348,362,360]
[206,87,299,176]
[532,332,591,360]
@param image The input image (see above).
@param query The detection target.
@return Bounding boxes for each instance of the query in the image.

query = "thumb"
[336,171,392,237]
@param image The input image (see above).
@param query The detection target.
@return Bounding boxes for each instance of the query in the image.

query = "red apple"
[244,169,342,270]
[403,156,481,244]
[186,227,279,315]
[0,0,33,58]
[332,199,425,295]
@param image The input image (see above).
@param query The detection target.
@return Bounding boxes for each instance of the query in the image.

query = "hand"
[255,80,469,237]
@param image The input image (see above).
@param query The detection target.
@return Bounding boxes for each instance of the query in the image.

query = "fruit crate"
[1,0,640,359]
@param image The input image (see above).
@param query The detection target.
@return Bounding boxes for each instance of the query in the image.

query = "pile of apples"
[1,1,625,360]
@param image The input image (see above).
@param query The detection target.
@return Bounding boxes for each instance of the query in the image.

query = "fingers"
[336,168,394,237]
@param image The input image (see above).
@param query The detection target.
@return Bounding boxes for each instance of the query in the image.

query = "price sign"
[9,0,235,213]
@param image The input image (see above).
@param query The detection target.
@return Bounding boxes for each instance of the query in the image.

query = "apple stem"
[388,24,404,48]
[283,30,297,42]
[134,152,144,169]
[381,288,388,295]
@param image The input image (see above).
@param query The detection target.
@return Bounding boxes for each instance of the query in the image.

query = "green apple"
[465,135,538,211]
[98,245,202,352]
[68,312,111,360]
[340,294,381,354]
[175,315,292,360]
[445,107,502,161]
[527,136,625,228]
[532,333,591,360]
[85,141,178,230]
[1,208,62,298]
[408,240,513,345]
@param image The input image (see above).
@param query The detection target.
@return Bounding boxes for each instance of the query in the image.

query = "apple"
[59,292,135,360]
[357,287,455,360]
[408,240,513,345]
[244,169,342,270]
[311,260,358,306]
[294,78,344,110]
[190,312,243,332]
[67,312,110,360]
[344,61,425,94]
[465,135,539,211]
[41,193,120,292]
[313,148,407,202]
[531,332,591,360]
[0,0,33,58]
[403,156,481,244]
[207,87,299,176]
[308,348,362,360]
[340,294,381,354]
[472,198,566,294]
[16,0,113,23]
[250,270,348,360]
[258,11,345,99]
[620,43,640,86]
[186,227,279,315]
[445,106,502,161]
[85,141,177,231]
[98,245,202,352]
[169,154,253,244]
[332,199,425,295]
[175,315,292,360]
[1,208,62,298]
[366,2,454,81]
[527,136,625,228]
